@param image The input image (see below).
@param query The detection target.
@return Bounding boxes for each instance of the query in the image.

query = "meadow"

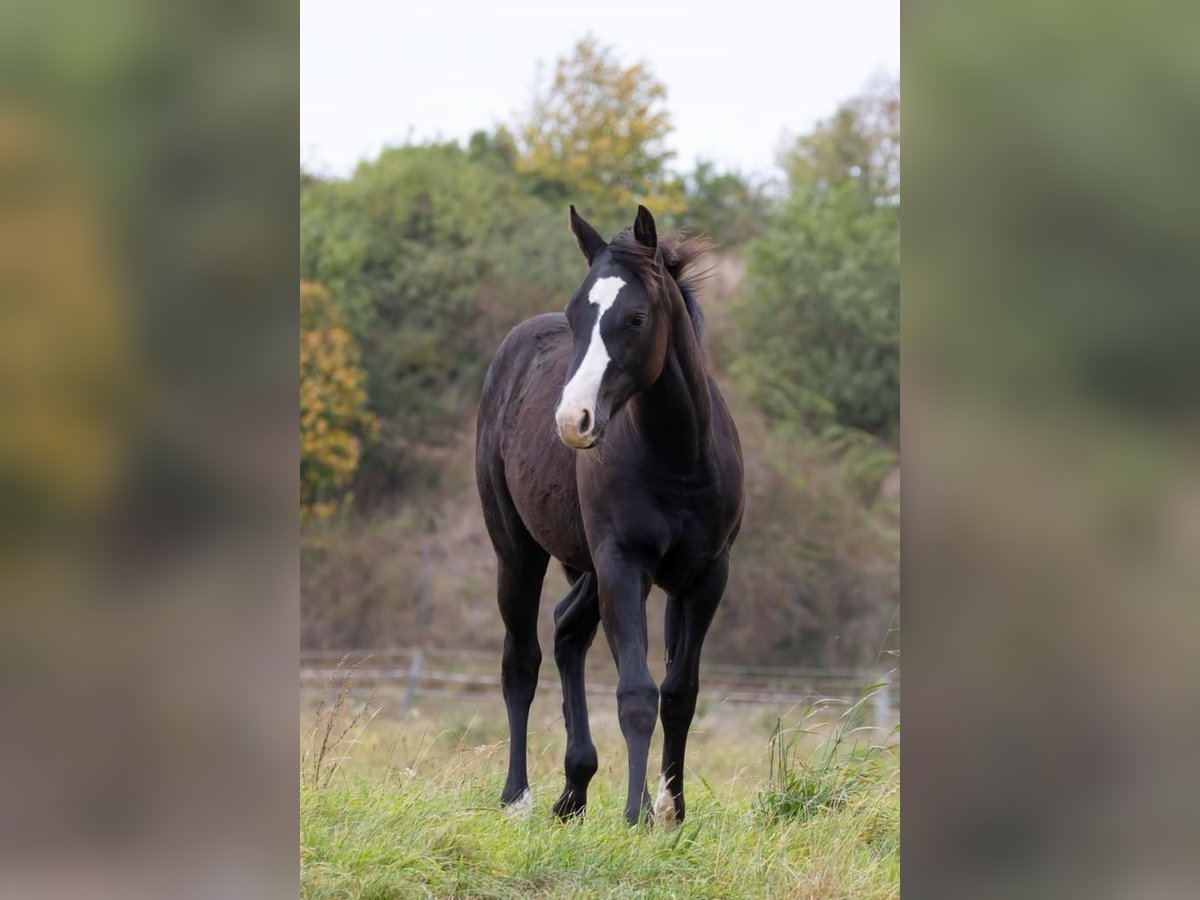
[300,675,899,899]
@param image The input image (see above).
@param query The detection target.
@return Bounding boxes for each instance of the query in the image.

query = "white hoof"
[503,788,533,820]
[654,775,678,829]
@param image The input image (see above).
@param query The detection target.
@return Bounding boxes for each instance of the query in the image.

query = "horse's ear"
[633,204,657,249]
[569,205,607,266]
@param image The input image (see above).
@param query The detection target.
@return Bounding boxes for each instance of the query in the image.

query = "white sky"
[301,0,899,179]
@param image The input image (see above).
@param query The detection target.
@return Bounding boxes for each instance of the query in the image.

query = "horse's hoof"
[552,789,587,822]
[501,788,533,820]
[624,805,655,828]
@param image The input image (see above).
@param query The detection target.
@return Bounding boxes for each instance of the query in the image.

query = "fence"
[300,647,898,725]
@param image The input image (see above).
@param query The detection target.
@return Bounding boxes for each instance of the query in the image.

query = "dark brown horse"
[475,204,744,826]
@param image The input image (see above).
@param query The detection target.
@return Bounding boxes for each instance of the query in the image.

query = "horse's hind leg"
[494,540,549,815]
[478,439,551,815]
[551,570,601,820]
[656,554,729,827]
[479,461,550,815]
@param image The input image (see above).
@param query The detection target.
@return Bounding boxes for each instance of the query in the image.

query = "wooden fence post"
[416,542,432,627]
[401,649,424,717]
[873,670,892,729]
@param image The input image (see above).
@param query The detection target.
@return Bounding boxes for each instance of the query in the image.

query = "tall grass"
[758,680,899,826]
[300,681,899,899]
[302,656,380,790]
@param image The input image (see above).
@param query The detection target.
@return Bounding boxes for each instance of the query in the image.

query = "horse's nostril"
[578,409,591,435]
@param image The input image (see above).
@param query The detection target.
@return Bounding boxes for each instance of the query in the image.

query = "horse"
[475,204,744,826]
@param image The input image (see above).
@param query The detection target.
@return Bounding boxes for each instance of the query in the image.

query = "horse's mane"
[607,229,714,341]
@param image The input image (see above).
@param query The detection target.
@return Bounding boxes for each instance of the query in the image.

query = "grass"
[300,680,898,899]
[759,691,899,828]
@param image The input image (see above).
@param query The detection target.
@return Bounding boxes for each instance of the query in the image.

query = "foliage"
[734,183,899,435]
[735,81,900,437]
[300,143,579,504]
[300,280,377,521]
[780,73,899,204]
[719,400,899,668]
[515,35,683,231]
[466,127,519,173]
[677,160,771,247]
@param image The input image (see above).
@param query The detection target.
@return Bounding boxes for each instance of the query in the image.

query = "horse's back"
[476,314,592,572]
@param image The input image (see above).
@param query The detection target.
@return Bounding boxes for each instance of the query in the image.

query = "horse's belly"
[506,442,591,570]
[531,507,592,573]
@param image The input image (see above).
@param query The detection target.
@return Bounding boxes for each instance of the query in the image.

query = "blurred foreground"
[0,0,298,895]
[905,1,1200,895]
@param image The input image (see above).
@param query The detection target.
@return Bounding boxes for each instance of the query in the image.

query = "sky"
[301,0,899,179]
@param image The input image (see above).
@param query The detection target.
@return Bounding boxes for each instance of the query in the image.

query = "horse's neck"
[630,283,713,472]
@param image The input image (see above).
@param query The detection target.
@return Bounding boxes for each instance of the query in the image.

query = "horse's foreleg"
[497,551,548,815]
[597,557,657,826]
[551,572,600,820]
[656,554,728,827]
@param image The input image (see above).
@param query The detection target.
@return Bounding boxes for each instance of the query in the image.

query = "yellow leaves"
[0,104,132,534]
[300,280,378,522]
[516,36,684,225]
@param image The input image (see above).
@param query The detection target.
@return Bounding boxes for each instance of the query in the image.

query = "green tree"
[300,141,579,504]
[781,73,899,203]
[735,80,900,437]
[678,160,770,247]
[515,35,683,231]
[466,127,518,173]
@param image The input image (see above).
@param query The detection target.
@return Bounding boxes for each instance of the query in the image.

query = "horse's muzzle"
[557,422,600,450]
[555,407,603,449]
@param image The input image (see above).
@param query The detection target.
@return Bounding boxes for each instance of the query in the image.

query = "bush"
[300,280,377,521]
[733,181,899,437]
[301,143,579,506]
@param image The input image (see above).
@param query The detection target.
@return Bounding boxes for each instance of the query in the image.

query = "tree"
[300,141,580,505]
[467,127,518,173]
[515,36,683,231]
[734,80,900,437]
[300,280,378,521]
[780,73,899,203]
[678,160,770,247]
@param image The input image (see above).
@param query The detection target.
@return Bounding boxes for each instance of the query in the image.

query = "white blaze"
[557,276,624,429]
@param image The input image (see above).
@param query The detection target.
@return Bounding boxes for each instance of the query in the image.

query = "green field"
[301,680,898,898]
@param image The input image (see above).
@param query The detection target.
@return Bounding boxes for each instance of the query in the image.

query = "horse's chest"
[588,475,726,555]
[661,499,721,560]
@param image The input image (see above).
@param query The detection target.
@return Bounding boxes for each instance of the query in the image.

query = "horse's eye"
[628,312,647,329]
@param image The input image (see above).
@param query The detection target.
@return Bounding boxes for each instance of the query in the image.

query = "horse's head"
[555,204,669,450]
